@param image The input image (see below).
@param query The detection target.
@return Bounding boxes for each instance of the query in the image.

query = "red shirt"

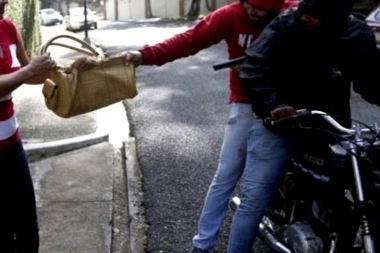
[0,19,21,151]
[139,2,265,103]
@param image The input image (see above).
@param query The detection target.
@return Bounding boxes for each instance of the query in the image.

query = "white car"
[40,8,63,26]
[64,7,98,31]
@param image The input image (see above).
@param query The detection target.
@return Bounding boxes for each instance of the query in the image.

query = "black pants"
[0,141,39,253]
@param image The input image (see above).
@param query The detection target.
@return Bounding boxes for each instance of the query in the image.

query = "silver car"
[40,8,63,26]
[64,7,98,31]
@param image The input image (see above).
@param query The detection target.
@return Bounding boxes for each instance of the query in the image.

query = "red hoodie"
[139,2,285,103]
[283,0,299,9]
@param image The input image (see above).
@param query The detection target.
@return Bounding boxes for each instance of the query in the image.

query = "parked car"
[365,5,380,43]
[40,8,63,26]
[64,7,98,31]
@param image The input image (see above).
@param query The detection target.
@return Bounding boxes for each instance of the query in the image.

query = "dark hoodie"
[239,0,380,126]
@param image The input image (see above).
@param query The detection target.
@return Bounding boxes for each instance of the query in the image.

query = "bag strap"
[37,34,100,57]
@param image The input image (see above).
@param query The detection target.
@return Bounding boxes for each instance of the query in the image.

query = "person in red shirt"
[284,0,299,9]
[125,0,287,252]
[0,1,93,251]
[0,1,56,251]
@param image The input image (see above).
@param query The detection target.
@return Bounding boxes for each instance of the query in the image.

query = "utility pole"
[83,0,91,44]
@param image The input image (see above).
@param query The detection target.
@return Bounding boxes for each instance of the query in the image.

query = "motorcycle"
[212,58,380,252]
[229,109,380,253]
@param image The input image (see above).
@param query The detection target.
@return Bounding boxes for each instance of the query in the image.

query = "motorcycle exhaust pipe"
[230,197,292,253]
[259,222,292,253]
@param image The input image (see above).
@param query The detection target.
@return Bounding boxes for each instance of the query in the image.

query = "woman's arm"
[15,26,51,84]
[0,65,36,97]
[0,54,55,97]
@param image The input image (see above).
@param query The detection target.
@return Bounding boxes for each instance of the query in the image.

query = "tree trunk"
[205,0,214,11]
[22,0,41,57]
[145,0,153,18]
[56,0,64,15]
[187,0,201,18]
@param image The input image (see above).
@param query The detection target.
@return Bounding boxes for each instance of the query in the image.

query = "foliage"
[353,0,378,15]
[5,0,41,57]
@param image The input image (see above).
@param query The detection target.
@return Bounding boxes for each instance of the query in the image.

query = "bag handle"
[37,34,100,57]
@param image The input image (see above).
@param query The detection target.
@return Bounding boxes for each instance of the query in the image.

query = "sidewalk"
[11,30,146,253]
[30,142,119,253]
[18,100,145,253]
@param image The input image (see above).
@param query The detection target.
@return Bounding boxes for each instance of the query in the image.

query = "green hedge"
[5,0,41,57]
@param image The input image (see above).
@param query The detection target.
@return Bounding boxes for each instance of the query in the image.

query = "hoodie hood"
[298,0,354,28]
[244,0,285,13]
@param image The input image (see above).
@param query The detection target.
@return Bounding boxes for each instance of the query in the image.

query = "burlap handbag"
[39,34,137,118]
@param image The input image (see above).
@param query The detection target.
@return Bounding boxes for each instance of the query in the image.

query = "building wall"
[105,0,116,20]
[151,0,181,18]
[106,0,234,20]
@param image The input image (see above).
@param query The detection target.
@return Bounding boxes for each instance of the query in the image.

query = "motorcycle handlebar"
[265,109,374,136]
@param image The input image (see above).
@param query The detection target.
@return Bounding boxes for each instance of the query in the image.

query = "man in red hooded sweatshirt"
[284,0,299,9]
[125,0,288,252]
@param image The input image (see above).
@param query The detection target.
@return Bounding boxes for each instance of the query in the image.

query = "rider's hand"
[125,50,142,67]
[231,63,253,71]
[270,106,296,120]
[232,65,242,71]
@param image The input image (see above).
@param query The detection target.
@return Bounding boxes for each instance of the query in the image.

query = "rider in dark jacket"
[237,0,380,251]
[239,0,380,127]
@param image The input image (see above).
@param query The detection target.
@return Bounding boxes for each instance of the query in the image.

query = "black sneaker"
[190,247,210,253]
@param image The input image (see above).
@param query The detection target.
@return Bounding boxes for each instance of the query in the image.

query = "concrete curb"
[24,132,109,163]
[110,143,130,253]
[123,137,147,253]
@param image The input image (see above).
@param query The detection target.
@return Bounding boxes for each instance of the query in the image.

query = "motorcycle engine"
[286,221,324,253]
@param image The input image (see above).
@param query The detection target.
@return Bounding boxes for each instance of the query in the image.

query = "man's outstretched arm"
[126,8,231,67]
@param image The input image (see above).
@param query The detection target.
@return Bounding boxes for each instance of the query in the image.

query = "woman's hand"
[27,52,56,76]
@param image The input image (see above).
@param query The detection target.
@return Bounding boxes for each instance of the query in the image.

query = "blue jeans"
[192,103,255,250]
[227,120,293,253]
[0,141,39,253]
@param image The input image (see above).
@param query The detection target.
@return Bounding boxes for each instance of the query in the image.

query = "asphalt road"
[38,20,380,253]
